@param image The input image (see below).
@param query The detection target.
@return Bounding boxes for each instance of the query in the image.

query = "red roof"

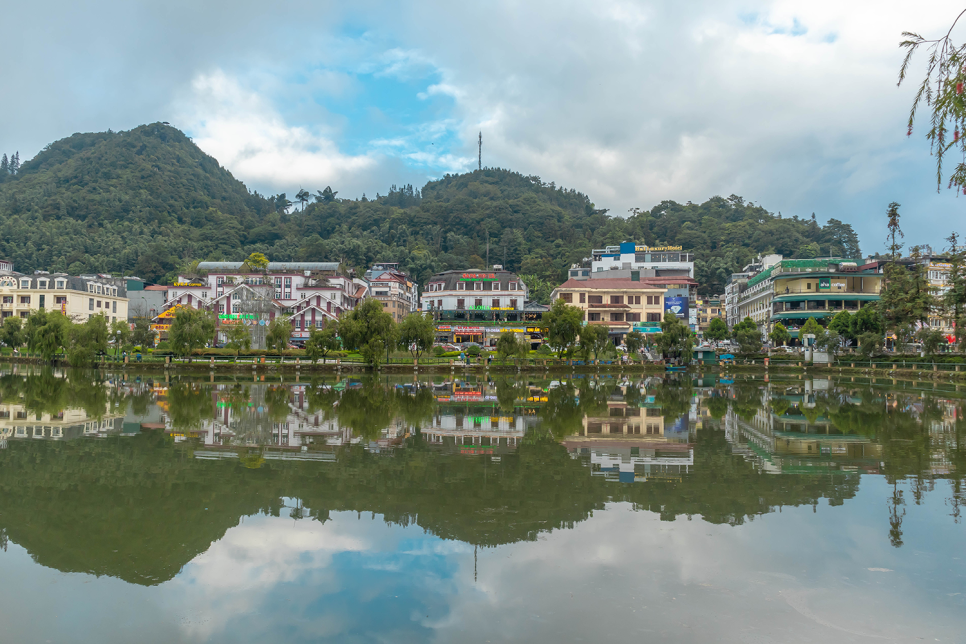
[144,285,169,291]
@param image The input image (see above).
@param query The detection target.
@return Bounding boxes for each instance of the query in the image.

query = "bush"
[467,345,481,356]
[536,344,553,355]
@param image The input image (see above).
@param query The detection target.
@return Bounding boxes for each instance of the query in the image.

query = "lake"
[0,367,963,643]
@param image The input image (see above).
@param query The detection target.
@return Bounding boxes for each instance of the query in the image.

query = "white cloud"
[174,71,378,194]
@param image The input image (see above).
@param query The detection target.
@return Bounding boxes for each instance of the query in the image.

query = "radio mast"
[478,132,482,171]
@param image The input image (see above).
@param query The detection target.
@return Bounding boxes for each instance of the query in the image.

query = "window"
[510,299,517,309]
[646,312,661,322]
[19,296,30,305]
[610,313,624,321]
[112,301,116,313]
[275,290,282,299]
[456,282,465,291]
[646,295,655,305]
[492,298,500,308]
[626,313,641,322]
[492,283,500,291]
[589,295,602,304]
[579,293,586,303]
[509,282,517,290]
[55,296,66,304]
[218,304,225,313]
[89,298,94,311]
[474,282,483,291]
[217,277,225,285]
[38,280,48,289]
[588,312,601,321]
[55,280,65,289]
[1,296,10,304]
[475,298,483,308]
[610,295,623,304]
[633,296,641,305]
[437,299,442,309]
[284,277,292,286]
[807,283,812,290]
[294,319,301,328]
[20,279,29,289]
[457,298,465,310]
[561,293,573,303]
[38,295,45,309]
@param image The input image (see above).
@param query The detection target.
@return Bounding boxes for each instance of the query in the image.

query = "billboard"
[664,296,688,320]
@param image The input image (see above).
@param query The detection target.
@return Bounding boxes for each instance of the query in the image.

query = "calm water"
[0,368,964,643]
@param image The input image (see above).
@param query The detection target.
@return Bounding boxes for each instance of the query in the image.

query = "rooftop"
[196,261,341,272]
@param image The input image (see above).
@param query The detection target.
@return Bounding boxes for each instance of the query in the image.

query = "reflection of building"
[563,391,694,483]
[0,404,125,442]
[422,412,530,454]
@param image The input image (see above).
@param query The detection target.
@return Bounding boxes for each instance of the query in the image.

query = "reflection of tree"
[653,376,692,423]
[888,482,905,548]
[396,387,435,430]
[264,385,292,424]
[166,382,214,432]
[336,379,397,441]
[707,395,729,420]
[729,382,762,421]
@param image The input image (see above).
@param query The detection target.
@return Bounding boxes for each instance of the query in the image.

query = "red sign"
[460,273,498,281]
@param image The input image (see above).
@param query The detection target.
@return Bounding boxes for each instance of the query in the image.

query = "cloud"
[2,0,964,248]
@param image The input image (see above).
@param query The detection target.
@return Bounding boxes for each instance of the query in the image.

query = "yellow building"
[0,272,129,323]
[550,277,667,340]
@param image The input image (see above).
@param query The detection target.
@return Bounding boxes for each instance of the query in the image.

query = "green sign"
[219,313,258,320]
[818,278,831,291]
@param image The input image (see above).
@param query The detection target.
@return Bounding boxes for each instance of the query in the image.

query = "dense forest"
[0,123,863,299]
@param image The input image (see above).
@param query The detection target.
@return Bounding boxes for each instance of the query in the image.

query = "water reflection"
[0,367,964,641]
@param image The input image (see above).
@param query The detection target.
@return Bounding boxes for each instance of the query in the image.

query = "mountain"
[0,124,863,297]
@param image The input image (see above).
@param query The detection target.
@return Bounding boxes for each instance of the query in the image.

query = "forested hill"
[0,124,862,298]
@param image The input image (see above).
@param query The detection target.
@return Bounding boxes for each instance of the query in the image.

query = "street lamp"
[115,330,121,362]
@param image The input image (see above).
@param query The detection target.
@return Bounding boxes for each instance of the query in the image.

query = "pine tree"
[0,154,8,175]
[944,232,966,346]
[9,152,19,175]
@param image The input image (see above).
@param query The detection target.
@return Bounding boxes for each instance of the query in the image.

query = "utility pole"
[478,132,482,171]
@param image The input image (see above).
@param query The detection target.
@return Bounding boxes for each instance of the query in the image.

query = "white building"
[568,242,695,280]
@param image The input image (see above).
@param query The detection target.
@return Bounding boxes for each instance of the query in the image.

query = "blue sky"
[1,0,964,253]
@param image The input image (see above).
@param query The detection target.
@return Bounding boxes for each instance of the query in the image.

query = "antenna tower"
[478,132,482,171]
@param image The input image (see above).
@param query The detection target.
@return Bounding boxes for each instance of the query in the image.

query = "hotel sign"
[459,273,499,281]
[635,245,683,252]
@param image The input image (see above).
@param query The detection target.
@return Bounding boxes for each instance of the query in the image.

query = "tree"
[169,307,215,360]
[731,316,757,338]
[768,322,791,347]
[242,252,269,273]
[295,188,310,211]
[625,330,644,360]
[495,331,527,363]
[898,15,966,192]
[918,327,947,355]
[305,325,339,364]
[735,328,763,354]
[705,317,729,344]
[0,317,24,351]
[67,315,109,367]
[814,329,841,354]
[853,304,885,336]
[274,193,292,213]
[109,319,131,357]
[25,310,70,362]
[944,232,966,347]
[130,316,155,348]
[886,202,903,259]
[578,324,611,364]
[827,311,854,342]
[338,298,397,368]
[266,315,292,357]
[398,313,434,359]
[543,298,584,360]
[224,323,251,359]
[316,186,338,203]
[655,312,694,363]
[858,332,884,358]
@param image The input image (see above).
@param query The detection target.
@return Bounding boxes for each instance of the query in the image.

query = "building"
[125,278,167,320]
[768,260,882,337]
[157,261,368,345]
[0,260,12,272]
[695,297,723,335]
[550,276,667,342]
[365,263,418,323]
[0,271,128,323]
[724,254,781,328]
[573,242,696,279]
[421,267,530,322]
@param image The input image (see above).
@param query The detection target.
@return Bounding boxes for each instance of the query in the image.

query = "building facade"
[0,272,128,323]
[421,268,530,321]
[577,242,695,279]
[550,277,667,341]
[366,263,418,323]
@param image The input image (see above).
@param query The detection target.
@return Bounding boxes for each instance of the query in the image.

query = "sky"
[1,0,963,254]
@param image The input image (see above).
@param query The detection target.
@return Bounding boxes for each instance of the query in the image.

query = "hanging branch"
[899,9,966,192]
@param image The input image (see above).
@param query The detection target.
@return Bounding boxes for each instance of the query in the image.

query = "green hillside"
[0,124,862,297]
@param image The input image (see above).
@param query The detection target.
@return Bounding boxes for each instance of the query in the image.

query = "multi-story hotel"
[156,261,368,344]
[572,241,696,279]
[421,267,530,321]
[550,276,667,341]
[0,271,128,323]
[365,263,419,323]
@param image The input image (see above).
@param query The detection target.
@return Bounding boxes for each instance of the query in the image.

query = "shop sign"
[172,281,204,286]
[459,273,499,281]
[436,325,452,332]
[471,305,515,310]
[488,327,526,334]
[452,326,484,333]
[818,277,831,291]
[219,313,258,320]
[150,324,171,332]
[664,296,688,320]
[633,325,662,333]
[156,304,191,319]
